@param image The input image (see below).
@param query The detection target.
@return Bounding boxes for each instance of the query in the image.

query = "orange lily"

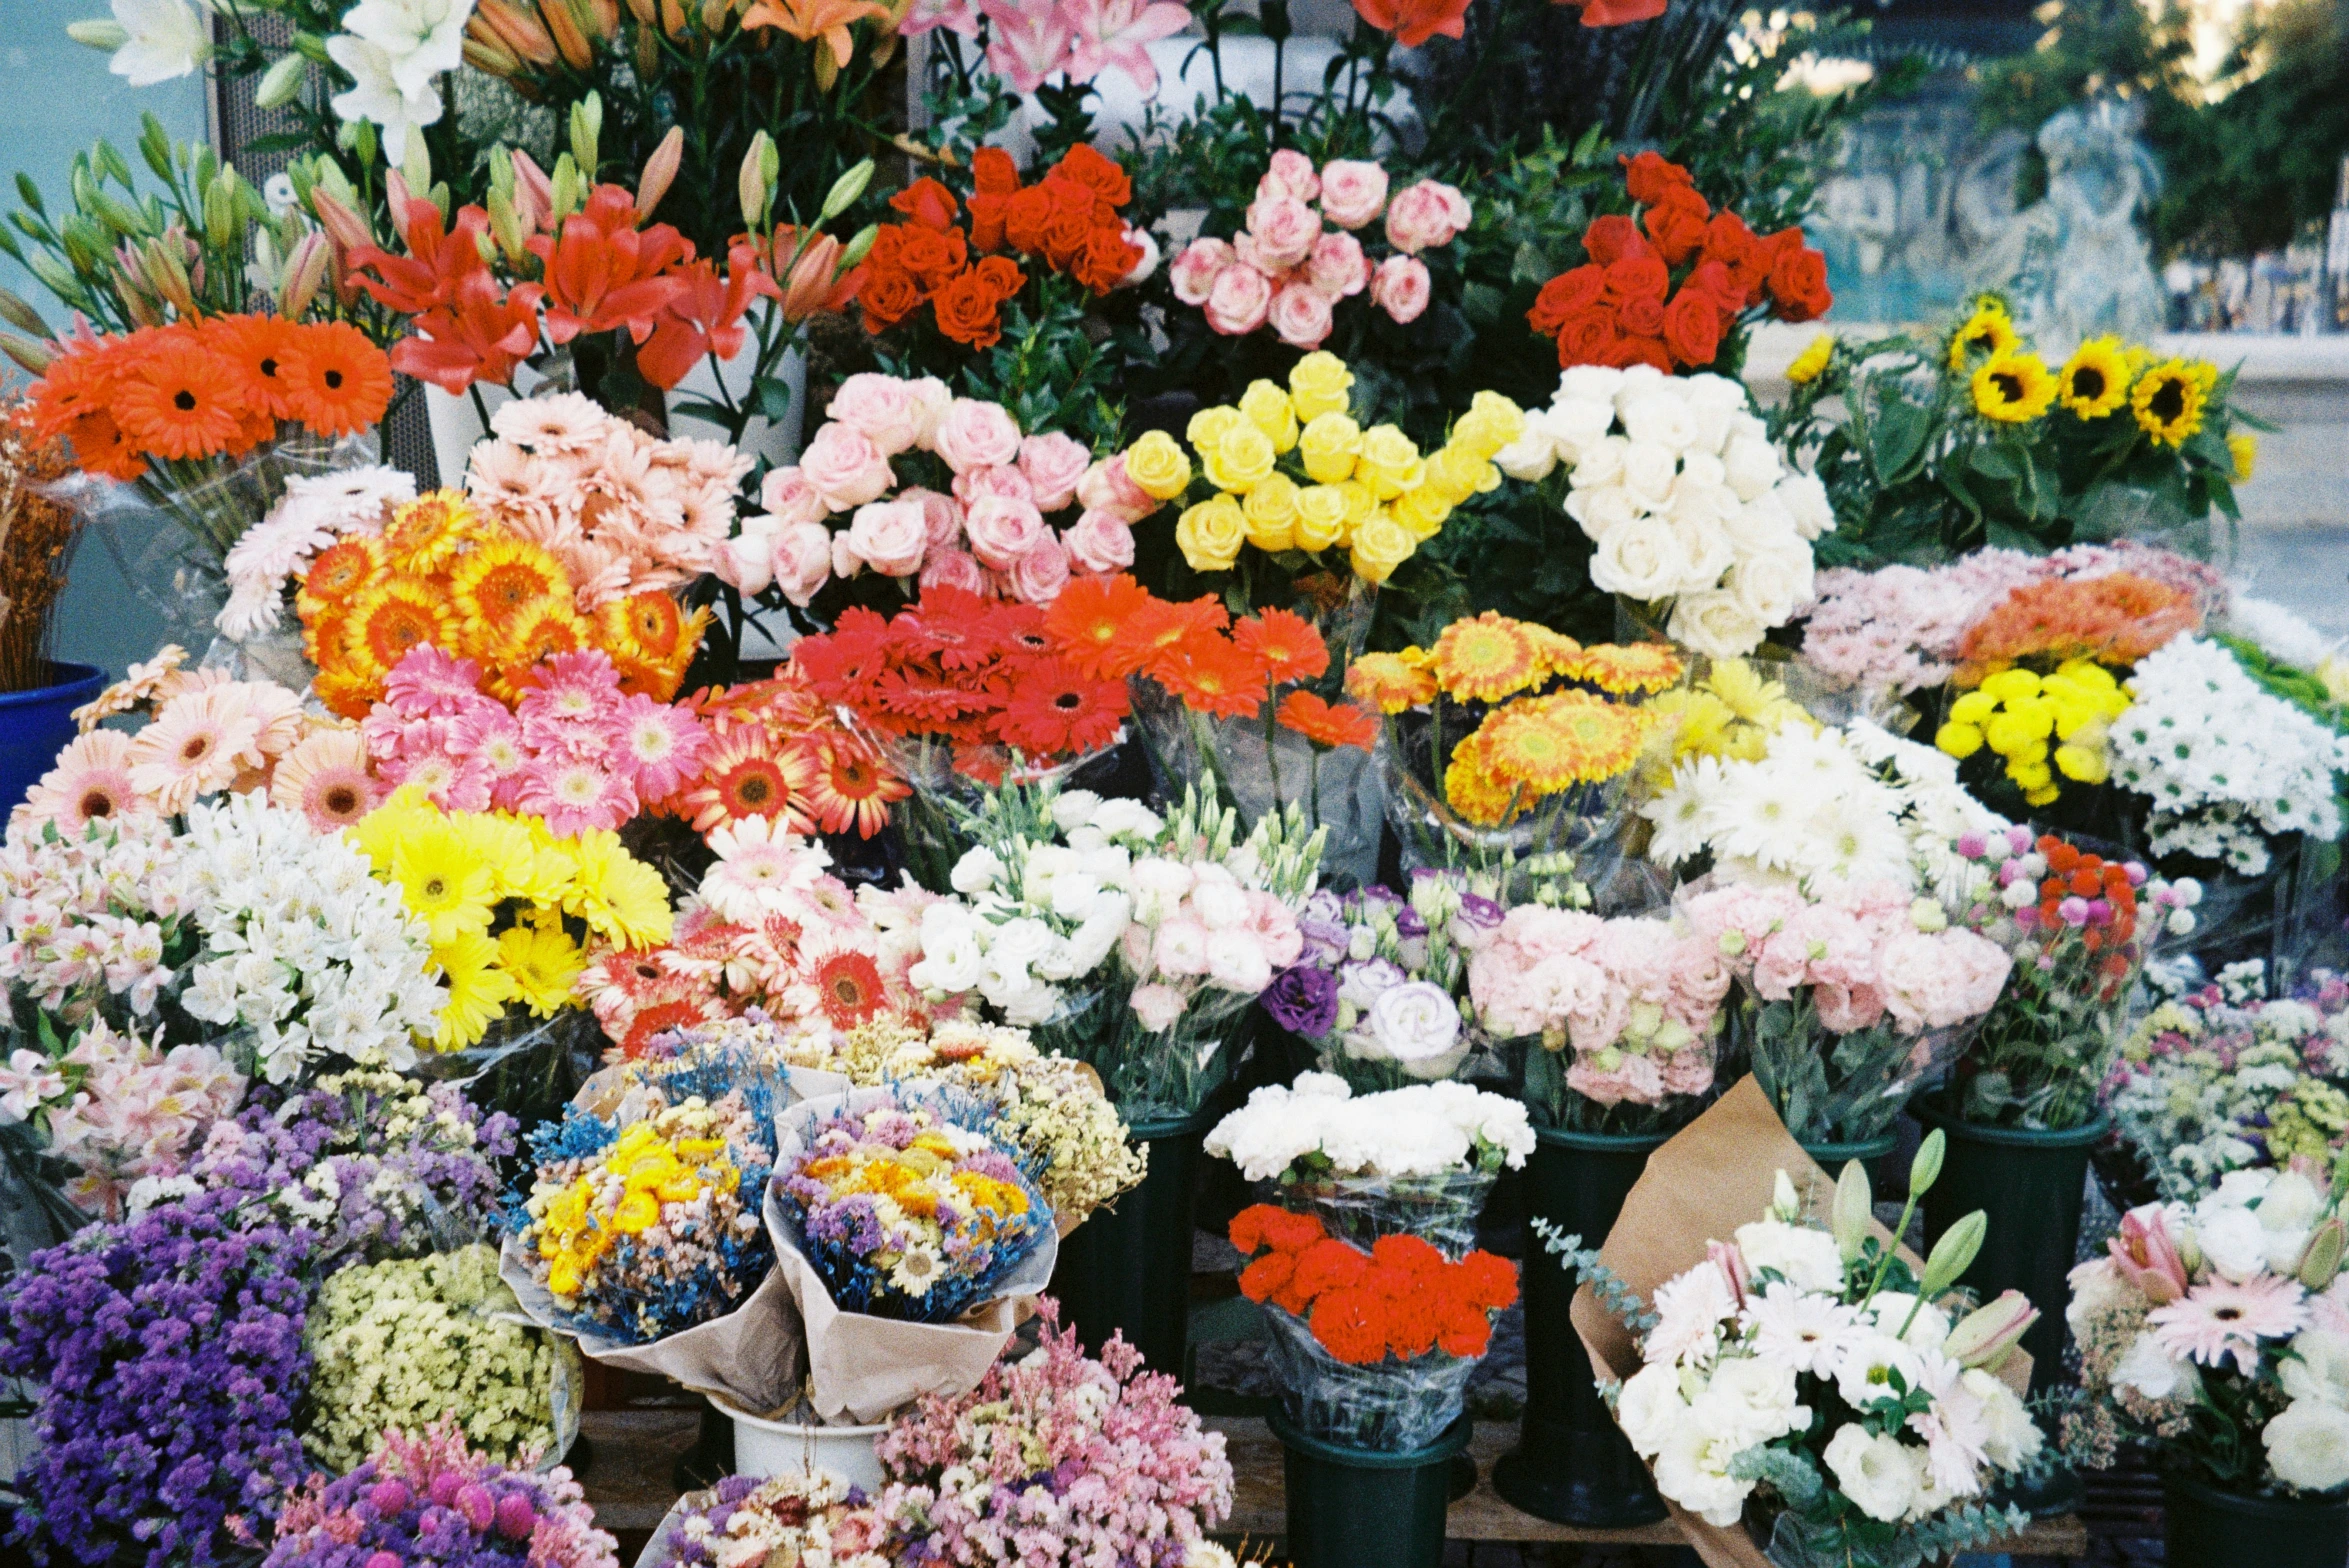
[741,0,891,67]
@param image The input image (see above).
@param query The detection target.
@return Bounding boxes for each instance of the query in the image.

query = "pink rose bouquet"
[1678,876,2012,1148]
[1168,152,1469,350]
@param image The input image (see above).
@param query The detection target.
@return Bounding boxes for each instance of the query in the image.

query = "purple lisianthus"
[1450,893,1507,949]
[1261,965,1342,1037]
[1337,957,1407,1011]
[1298,915,1351,967]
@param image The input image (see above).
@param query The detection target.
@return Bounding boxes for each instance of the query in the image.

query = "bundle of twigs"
[0,407,79,693]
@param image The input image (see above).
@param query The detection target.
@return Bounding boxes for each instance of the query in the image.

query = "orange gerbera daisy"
[1277,690,1379,751]
[1153,634,1268,720]
[1475,691,1646,793]
[1442,738,1523,826]
[383,491,477,573]
[1345,651,1439,715]
[300,535,387,612]
[491,600,591,673]
[109,335,243,460]
[1043,574,1154,678]
[281,320,395,436]
[344,579,453,676]
[60,408,147,483]
[1106,593,1230,681]
[793,734,909,838]
[451,533,569,637]
[205,314,305,422]
[1234,608,1332,685]
[1560,640,1685,696]
[676,725,817,835]
[1428,612,1545,703]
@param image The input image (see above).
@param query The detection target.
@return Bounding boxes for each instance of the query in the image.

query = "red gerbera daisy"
[810,948,889,1029]
[998,661,1130,758]
[889,585,1006,670]
[871,665,1006,728]
[621,995,721,1059]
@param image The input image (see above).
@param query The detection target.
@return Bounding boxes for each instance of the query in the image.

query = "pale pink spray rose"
[920,547,987,595]
[1318,159,1390,230]
[846,498,929,577]
[904,376,955,449]
[1267,281,1336,349]
[1305,231,1371,301]
[901,487,964,553]
[1065,508,1137,573]
[825,373,927,455]
[1170,237,1237,307]
[1384,179,1471,254]
[1130,982,1188,1031]
[798,423,893,510]
[1008,531,1072,604]
[963,494,1048,570]
[1018,432,1092,511]
[1076,454,1155,523]
[771,519,834,606]
[1369,255,1432,324]
[721,518,780,594]
[952,463,1035,509]
[932,398,1024,472]
[1236,195,1321,273]
[759,464,829,526]
[1203,264,1274,335]
[1257,147,1322,203]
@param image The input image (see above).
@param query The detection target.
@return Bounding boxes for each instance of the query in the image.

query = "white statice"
[1495,364,1832,658]
[327,0,477,162]
[1642,717,2007,898]
[218,466,416,639]
[172,792,444,1080]
[2108,636,2349,874]
[1204,1071,1533,1182]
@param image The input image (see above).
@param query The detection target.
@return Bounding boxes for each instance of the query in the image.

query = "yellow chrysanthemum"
[1787,333,1835,385]
[1428,612,1546,703]
[2057,337,2133,419]
[1475,691,1647,792]
[1345,652,1438,715]
[2132,358,2216,448]
[430,929,518,1051]
[497,921,586,1017]
[1946,301,2017,371]
[1972,351,2059,424]
[1561,641,1684,696]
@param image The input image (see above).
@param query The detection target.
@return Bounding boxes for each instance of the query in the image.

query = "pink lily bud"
[1944,1289,2038,1370]
[2109,1204,2189,1305]
[636,126,683,221]
[779,233,848,322]
[508,150,554,234]
[307,186,375,253]
[279,231,331,321]
[1705,1238,1748,1311]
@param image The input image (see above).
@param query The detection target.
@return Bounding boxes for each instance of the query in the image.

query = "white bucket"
[714,1397,889,1494]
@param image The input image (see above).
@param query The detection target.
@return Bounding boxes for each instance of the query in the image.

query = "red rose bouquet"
[1526,152,1831,375]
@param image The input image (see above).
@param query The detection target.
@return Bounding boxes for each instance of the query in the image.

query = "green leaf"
[1968,441,2020,481]
[1868,399,1932,482]
[753,374,795,422]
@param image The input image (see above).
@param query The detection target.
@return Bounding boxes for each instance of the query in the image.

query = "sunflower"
[300,534,387,614]
[2131,358,2216,448]
[383,490,478,573]
[810,948,889,1030]
[205,314,305,421]
[281,320,395,437]
[1971,351,2058,424]
[1442,740,1522,827]
[1476,692,1646,792]
[109,336,245,460]
[795,735,910,838]
[452,534,571,639]
[343,579,453,679]
[1945,301,2017,371]
[1428,611,1545,703]
[495,921,587,1017]
[677,725,817,834]
[2057,336,2132,419]
[1345,651,1438,715]
[429,930,518,1052]
[1561,640,1684,696]
[1276,690,1379,751]
[1232,607,1331,685]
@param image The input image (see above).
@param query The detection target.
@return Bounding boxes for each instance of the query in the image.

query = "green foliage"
[1531,1220,1659,1331]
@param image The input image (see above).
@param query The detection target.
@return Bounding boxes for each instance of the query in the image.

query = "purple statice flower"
[0,1189,313,1568]
[1260,965,1342,1038]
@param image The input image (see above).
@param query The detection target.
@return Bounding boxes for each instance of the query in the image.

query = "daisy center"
[1991,372,2024,403]
[2072,368,2104,399]
[2149,381,2185,421]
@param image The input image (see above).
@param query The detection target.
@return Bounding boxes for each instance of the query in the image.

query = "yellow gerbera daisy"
[2132,358,2216,448]
[1786,333,1835,385]
[2057,337,2132,419]
[496,921,586,1017]
[563,830,675,949]
[1428,611,1546,703]
[1560,641,1685,696]
[390,818,498,946]
[1346,652,1438,715]
[450,533,571,641]
[382,489,478,573]
[1972,351,2058,424]
[429,929,518,1051]
[1476,692,1648,792]
[1946,302,2017,371]
[1442,740,1522,827]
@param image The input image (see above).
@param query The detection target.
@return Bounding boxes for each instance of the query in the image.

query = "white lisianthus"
[1962,1368,2044,1472]
[1734,1218,1845,1293]
[2264,1399,2349,1493]
[1822,1424,1919,1523]
[2113,1330,2202,1403]
[1651,1404,1756,1526]
[1617,1361,1690,1457]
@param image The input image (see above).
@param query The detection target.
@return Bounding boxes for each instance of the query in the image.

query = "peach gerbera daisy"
[125,686,267,813]
[268,727,383,832]
[19,730,148,830]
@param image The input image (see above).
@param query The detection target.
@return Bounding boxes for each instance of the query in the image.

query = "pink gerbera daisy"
[517,756,637,837]
[487,390,610,455]
[517,649,626,753]
[19,731,149,830]
[267,728,383,832]
[609,692,711,803]
[125,686,263,812]
[2150,1275,2310,1374]
[384,644,491,717]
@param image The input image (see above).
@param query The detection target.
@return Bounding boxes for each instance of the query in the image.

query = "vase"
[669,342,809,467]
[1048,1110,1211,1377]
[1492,1125,1668,1527]
[0,661,104,816]
[1271,1408,1472,1568]
[2163,1473,2349,1568]
[716,1397,887,1494]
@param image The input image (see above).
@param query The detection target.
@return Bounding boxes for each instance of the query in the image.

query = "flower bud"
[0,288,51,338]
[1920,1209,1986,1298]
[821,158,874,222]
[1910,1128,1945,1197]
[567,91,603,177]
[67,19,132,50]
[635,125,683,220]
[1832,1158,1873,1265]
[2,332,56,377]
[279,231,330,320]
[738,133,776,231]
[1944,1289,2038,1370]
[1772,1168,1802,1223]
[2298,1217,2345,1291]
[255,53,308,110]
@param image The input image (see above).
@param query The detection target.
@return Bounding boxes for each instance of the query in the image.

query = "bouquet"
[871,1305,1234,1566]
[1525,152,1831,375]
[771,1091,1049,1324]
[0,1017,243,1222]
[0,410,82,695]
[648,1472,890,1568]
[304,1242,580,1472]
[1679,878,2012,1147]
[217,465,416,643]
[1207,1071,1533,1256]
[1583,1155,2046,1563]
[1938,828,2198,1129]
[905,776,1323,1120]
[1167,153,1469,352]
[1466,903,1734,1134]
[1492,363,1832,659]
[261,1422,618,1568]
[1230,1201,1519,1450]
[1348,610,1677,873]
[2065,1169,2349,1500]
[714,374,1134,613]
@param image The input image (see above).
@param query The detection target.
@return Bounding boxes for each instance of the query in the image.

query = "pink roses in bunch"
[1467,906,1731,1109]
[1168,151,1471,349]
[715,373,1144,609]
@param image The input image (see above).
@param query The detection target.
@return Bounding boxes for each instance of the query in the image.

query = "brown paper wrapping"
[1565,1076,2032,1568]
[764,1088,1060,1424]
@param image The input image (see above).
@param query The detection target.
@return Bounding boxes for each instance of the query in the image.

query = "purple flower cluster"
[261,1420,617,1568]
[0,1188,313,1568]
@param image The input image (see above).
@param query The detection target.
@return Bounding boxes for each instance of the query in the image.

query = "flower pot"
[1491,1125,1667,1528]
[1049,1110,1211,1377]
[1796,1131,1899,1167]
[1271,1407,1472,1568]
[714,1397,887,1494]
[0,662,104,816]
[2163,1473,2349,1568]
[1912,1101,2103,1394]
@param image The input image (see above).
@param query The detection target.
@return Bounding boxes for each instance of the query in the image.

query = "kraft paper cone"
[1566,1076,2031,1568]
[765,1087,1060,1424]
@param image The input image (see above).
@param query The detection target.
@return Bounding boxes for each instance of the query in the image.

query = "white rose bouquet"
[1495,364,1833,659]
[2064,1166,2349,1501]
[1561,1142,2048,1565]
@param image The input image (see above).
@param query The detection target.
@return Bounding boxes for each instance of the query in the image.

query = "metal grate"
[210,15,440,487]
